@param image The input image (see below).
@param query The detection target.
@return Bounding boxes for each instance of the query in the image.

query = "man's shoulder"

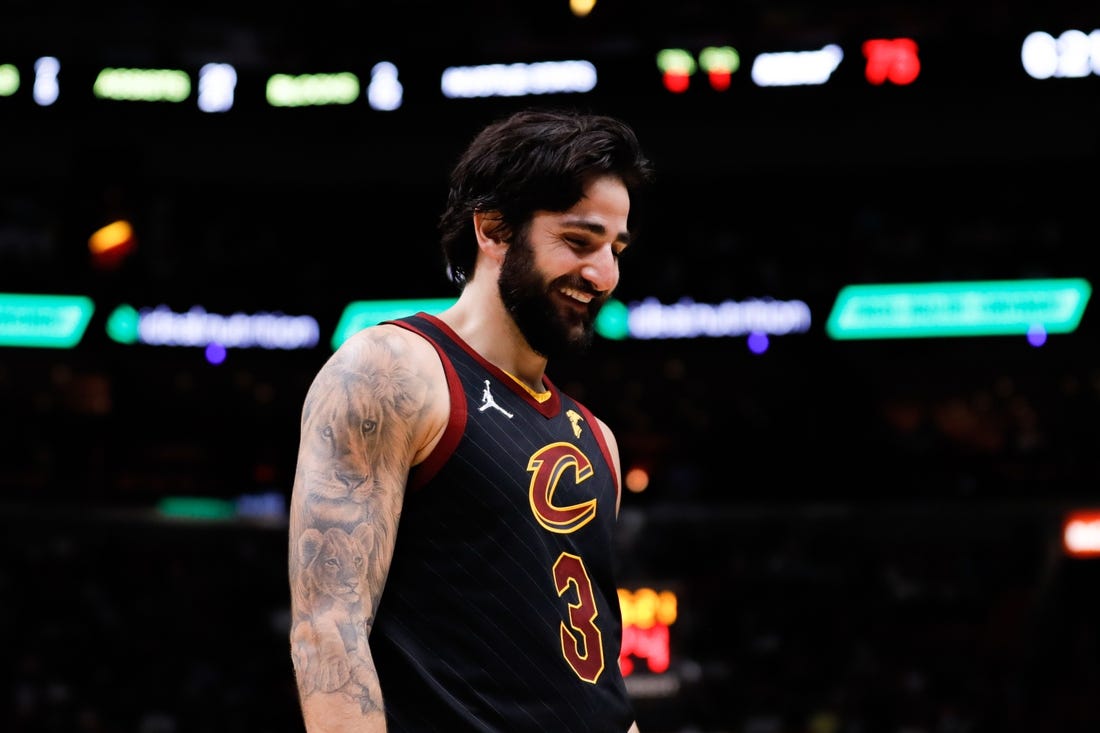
[311,321,448,423]
[309,323,445,399]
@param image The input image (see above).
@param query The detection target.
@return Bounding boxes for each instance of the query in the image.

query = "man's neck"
[437,285,548,392]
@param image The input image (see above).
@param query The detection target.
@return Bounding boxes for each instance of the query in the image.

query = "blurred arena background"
[2,1,1099,731]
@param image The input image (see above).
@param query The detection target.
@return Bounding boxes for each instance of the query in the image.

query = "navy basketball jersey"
[371,312,635,732]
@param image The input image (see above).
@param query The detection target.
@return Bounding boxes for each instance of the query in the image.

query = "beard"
[498,229,607,359]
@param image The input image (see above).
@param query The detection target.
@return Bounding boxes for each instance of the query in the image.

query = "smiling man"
[288,107,655,733]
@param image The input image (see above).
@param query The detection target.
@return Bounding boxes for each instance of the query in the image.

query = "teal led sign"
[332,298,458,349]
[157,496,236,520]
[826,278,1092,339]
[0,293,95,348]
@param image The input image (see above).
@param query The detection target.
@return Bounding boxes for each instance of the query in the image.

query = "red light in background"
[699,46,739,92]
[663,71,691,93]
[706,71,731,91]
[863,38,921,85]
[1064,510,1100,558]
[618,587,678,676]
[621,623,670,675]
[657,49,696,94]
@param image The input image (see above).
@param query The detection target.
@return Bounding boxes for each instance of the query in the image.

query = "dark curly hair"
[438,107,655,287]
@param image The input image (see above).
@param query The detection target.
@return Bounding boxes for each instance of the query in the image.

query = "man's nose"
[580,245,619,293]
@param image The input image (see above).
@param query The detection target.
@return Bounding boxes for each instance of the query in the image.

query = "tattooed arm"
[288,325,446,732]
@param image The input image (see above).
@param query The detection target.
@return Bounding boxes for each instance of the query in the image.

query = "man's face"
[498,175,631,359]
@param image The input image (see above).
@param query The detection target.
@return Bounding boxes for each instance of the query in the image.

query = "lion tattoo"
[295,336,425,540]
[291,525,375,696]
[289,333,428,709]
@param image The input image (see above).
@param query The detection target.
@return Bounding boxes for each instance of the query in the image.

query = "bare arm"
[288,326,441,732]
[595,415,624,517]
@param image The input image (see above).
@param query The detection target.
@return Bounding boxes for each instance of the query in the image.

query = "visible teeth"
[561,288,593,303]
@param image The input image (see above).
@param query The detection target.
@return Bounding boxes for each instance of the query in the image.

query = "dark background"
[2,2,1099,731]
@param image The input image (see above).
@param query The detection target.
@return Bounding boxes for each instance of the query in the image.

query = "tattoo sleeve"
[287,329,431,732]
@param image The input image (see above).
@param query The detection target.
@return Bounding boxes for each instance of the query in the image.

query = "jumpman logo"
[479,380,514,418]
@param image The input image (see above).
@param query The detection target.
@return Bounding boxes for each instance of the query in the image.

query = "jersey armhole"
[388,319,467,492]
[573,401,621,508]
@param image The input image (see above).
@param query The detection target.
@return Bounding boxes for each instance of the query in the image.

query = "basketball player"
[288,107,654,732]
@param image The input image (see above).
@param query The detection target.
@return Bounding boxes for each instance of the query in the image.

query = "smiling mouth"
[559,285,594,304]
[555,289,596,318]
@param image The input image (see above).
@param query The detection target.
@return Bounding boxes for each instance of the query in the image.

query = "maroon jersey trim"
[572,400,621,505]
[389,317,467,492]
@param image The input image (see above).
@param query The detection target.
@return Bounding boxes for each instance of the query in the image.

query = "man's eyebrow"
[561,218,632,245]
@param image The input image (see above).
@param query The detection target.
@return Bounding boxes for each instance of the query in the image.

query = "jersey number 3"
[527,442,607,684]
[554,552,605,683]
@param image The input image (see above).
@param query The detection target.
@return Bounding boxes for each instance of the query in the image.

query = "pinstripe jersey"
[373,312,635,732]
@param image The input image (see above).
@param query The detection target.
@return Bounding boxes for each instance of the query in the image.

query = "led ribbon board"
[332,298,458,349]
[440,60,597,98]
[106,304,320,349]
[826,278,1092,339]
[0,293,95,348]
[594,297,812,340]
[93,67,191,102]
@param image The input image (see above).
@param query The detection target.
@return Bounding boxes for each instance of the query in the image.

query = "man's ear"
[473,210,509,263]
